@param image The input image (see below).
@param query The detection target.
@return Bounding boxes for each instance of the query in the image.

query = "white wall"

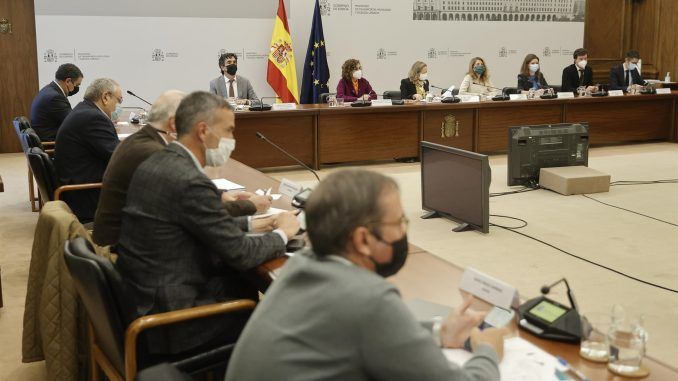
[35,0,584,108]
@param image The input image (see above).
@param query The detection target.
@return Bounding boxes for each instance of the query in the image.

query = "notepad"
[212,178,246,191]
[117,133,132,139]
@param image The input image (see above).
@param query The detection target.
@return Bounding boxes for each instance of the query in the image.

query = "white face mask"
[419,73,428,81]
[628,63,638,71]
[205,129,236,167]
[529,63,540,73]
[352,70,363,80]
[577,60,588,69]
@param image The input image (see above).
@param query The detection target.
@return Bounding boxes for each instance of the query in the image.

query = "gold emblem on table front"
[441,114,460,138]
[0,18,12,34]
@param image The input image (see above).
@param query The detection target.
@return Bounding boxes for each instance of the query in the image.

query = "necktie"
[228,80,235,98]
[578,70,584,86]
[625,70,630,87]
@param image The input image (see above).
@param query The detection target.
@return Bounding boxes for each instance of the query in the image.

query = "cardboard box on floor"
[539,166,611,195]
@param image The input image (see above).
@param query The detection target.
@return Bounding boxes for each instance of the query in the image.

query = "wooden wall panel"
[656,0,678,84]
[584,0,627,60]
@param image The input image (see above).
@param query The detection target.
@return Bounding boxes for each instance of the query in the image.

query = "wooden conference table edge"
[224,158,678,380]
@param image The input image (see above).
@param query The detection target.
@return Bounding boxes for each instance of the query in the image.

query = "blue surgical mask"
[111,104,122,121]
[473,65,485,75]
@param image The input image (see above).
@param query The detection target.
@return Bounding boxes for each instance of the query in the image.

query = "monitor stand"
[452,223,473,232]
[420,211,440,219]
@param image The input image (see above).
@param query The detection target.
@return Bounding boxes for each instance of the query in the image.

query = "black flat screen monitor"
[420,142,491,234]
[507,123,589,187]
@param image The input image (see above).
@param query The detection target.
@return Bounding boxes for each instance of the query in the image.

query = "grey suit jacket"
[209,75,257,100]
[116,142,285,355]
[226,251,500,381]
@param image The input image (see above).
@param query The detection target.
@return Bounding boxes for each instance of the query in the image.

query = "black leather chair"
[550,85,562,93]
[14,117,41,211]
[382,90,402,100]
[502,87,521,95]
[319,92,332,104]
[63,237,257,381]
[26,147,102,208]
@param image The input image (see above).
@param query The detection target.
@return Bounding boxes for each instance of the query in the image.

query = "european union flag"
[300,0,330,104]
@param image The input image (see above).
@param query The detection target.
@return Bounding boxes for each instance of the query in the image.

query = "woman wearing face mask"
[336,59,377,102]
[517,54,549,93]
[459,57,496,96]
[399,61,430,101]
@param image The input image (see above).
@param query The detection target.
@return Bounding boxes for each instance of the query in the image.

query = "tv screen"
[507,123,589,187]
[420,142,491,234]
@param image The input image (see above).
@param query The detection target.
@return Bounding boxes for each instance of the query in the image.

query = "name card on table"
[278,178,303,198]
[371,99,393,107]
[459,95,480,103]
[272,103,297,111]
[656,88,671,94]
[557,92,575,99]
[608,90,624,97]
[459,267,519,310]
[509,93,528,101]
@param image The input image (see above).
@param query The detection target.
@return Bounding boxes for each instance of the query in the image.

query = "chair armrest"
[54,183,103,201]
[42,141,56,148]
[124,299,256,380]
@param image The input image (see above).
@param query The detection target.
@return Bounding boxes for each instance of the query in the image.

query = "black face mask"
[68,86,80,96]
[369,233,409,278]
[225,64,238,76]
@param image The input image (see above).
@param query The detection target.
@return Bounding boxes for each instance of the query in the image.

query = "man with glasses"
[54,78,121,222]
[30,63,84,141]
[226,169,505,381]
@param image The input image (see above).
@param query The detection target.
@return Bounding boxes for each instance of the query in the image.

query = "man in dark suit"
[609,50,644,91]
[54,78,121,222]
[561,48,596,93]
[30,63,83,141]
[93,90,272,247]
[116,91,300,356]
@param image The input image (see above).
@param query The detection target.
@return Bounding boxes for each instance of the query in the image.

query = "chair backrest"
[63,237,129,375]
[27,147,58,202]
[503,87,520,95]
[382,90,402,100]
[13,116,31,134]
[23,128,45,150]
[550,85,562,93]
[319,92,332,104]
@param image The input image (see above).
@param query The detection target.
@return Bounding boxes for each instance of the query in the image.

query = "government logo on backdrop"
[44,49,57,63]
[377,48,386,60]
[152,49,165,62]
[320,0,330,16]
[543,47,552,57]
[428,48,438,59]
[499,47,508,57]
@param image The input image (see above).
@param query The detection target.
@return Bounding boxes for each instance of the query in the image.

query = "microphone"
[375,91,405,105]
[126,90,152,106]
[430,84,460,103]
[250,97,279,111]
[540,278,579,311]
[255,131,320,182]
[471,83,509,101]
[350,93,373,107]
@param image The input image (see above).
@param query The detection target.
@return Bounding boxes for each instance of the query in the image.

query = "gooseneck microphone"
[430,84,460,103]
[540,277,579,311]
[255,131,320,182]
[126,90,153,106]
[250,97,280,112]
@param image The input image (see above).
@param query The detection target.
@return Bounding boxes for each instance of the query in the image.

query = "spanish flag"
[267,0,299,103]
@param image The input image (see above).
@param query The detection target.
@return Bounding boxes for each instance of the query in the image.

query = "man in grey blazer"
[209,53,257,102]
[226,169,505,381]
[116,91,299,356]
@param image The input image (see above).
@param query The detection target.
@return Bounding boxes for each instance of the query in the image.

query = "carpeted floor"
[1,142,676,379]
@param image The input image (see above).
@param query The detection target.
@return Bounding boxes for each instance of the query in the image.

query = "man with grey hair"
[116,91,300,356]
[226,169,505,381]
[54,78,122,221]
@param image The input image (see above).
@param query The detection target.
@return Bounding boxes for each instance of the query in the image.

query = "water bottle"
[665,72,671,83]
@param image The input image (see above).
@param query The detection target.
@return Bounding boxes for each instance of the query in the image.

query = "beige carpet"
[1,142,677,379]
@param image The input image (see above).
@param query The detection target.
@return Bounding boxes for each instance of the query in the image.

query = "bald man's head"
[147,90,186,130]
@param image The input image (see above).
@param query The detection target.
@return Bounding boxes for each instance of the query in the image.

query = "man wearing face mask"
[30,63,84,141]
[54,78,121,222]
[609,50,645,91]
[561,48,596,93]
[209,53,258,104]
[226,169,506,381]
[116,91,299,356]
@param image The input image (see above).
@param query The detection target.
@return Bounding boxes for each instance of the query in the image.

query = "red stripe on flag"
[276,0,290,33]
[267,60,298,103]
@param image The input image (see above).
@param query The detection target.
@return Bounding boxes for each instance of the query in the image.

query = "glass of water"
[607,305,648,375]
[327,95,337,107]
[579,313,610,362]
[577,86,586,97]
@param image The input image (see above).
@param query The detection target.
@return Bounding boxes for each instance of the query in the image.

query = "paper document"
[252,207,287,219]
[212,178,246,191]
[256,188,282,200]
[443,337,568,381]
[117,133,132,139]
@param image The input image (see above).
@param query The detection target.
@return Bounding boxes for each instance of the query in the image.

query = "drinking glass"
[336,97,344,106]
[577,86,586,97]
[607,305,648,375]
[579,313,610,362]
[327,95,337,107]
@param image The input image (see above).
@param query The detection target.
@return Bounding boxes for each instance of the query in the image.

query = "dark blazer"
[93,125,256,247]
[30,82,72,141]
[561,64,593,92]
[609,64,643,91]
[116,142,285,355]
[399,78,429,100]
[54,100,119,222]
[336,78,377,102]
[517,72,549,91]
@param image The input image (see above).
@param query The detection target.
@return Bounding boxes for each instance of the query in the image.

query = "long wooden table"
[229,92,678,170]
[220,157,677,381]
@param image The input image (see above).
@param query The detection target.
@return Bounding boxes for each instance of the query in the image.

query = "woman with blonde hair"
[459,57,496,96]
[400,61,430,101]
[336,58,377,102]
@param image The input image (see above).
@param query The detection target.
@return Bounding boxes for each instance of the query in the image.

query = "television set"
[420,142,491,234]
[507,123,589,187]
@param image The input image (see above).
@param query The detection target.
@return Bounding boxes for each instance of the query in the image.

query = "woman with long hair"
[459,57,496,96]
[400,61,430,101]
